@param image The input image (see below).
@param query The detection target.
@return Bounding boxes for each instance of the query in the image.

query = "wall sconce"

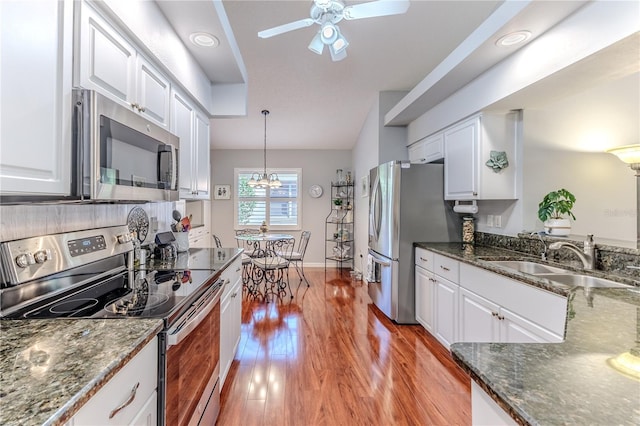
[606,144,640,248]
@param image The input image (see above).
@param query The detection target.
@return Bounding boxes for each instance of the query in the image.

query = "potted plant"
[333,198,343,209]
[537,188,576,236]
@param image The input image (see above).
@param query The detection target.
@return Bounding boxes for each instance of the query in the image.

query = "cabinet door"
[500,307,563,343]
[136,56,170,128]
[220,291,233,389]
[0,0,73,196]
[78,3,135,105]
[129,391,157,426]
[434,276,458,349]
[459,288,500,342]
[408,140,427,164]
[172,90,195,197]
[194,111,211,199]
[230,277,242,354]
[415,265,435,333]
[444,116,479,200]
[424,132,444,163]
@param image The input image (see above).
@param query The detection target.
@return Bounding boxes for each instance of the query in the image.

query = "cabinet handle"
[473,192,478,196]
[231,292,238,298]
[236,267,241,272]
[440,265,450,271]
[419,158,426,162]
[109,382,139,419]
[139,105,146,112]
[429,278,437,283]
[497,315,504,321]
[419,257,428,262]
[491,312,498,317]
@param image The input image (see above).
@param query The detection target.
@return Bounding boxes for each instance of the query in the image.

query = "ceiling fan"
[258,0,410,62]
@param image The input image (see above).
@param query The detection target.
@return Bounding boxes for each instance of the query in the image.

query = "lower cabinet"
[471,382,517,426]
[220,259,242,389]
[434,276,459,348]
[415,264,435,333]
[67,337,158,425]
[415,248,567,347]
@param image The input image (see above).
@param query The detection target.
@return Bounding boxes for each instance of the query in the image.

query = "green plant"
[333,198,343,206]
[537,188,576,222]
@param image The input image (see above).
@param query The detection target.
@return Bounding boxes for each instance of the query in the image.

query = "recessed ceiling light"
[189,32,219,48]
[496,30,532,47]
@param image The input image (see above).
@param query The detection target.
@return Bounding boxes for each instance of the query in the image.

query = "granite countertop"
[415,242,640,426]
[0,319,163,426]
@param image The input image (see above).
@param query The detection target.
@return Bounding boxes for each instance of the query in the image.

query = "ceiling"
[157,0,589,150]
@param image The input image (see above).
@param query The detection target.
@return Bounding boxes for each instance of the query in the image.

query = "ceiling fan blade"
[343,0,410,20]
[258,18,315,38]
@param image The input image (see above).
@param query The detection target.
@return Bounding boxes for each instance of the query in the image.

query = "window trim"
[233,168,302,231]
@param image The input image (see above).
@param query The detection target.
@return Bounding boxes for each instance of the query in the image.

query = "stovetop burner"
[50,298,99,315]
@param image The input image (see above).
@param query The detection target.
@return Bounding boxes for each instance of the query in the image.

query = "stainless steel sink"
[488,260,569,274]
[535,273,631,288]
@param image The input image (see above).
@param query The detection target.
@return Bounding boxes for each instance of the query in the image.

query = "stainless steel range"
[0,225,238,426]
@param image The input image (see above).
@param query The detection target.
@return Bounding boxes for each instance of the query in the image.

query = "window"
[234,168,301,230]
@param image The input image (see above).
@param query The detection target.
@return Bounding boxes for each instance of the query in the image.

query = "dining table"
[234,233,295,301]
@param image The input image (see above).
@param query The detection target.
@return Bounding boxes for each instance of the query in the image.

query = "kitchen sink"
[488,260,569,274]
[535,273,631,288]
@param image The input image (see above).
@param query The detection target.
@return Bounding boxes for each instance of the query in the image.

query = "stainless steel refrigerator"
[367,161,460,324]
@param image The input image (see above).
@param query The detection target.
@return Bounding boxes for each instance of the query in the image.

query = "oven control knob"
[15,253,35,268]
[117,233,132,244]
[33,249,51,264]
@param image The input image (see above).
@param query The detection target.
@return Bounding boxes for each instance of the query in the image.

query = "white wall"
[210,149,352,265]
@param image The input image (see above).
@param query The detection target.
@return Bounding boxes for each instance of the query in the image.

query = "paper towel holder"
[453,200,479,214]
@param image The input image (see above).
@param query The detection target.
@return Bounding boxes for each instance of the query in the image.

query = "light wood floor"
[217,268,471,426]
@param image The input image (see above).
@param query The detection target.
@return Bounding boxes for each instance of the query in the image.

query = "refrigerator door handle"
[368,249,391,267]
[370,175,382,242]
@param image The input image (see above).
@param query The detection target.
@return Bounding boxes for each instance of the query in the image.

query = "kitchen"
[1,0,639,425]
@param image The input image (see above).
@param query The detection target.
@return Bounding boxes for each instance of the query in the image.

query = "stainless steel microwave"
[73,89,179,202]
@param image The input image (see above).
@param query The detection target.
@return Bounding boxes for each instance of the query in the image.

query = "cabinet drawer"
[433,254,459,283]
[71,337,157,425]
[415,248,434,271]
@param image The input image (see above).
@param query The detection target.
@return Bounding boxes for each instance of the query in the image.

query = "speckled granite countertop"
[415,242,640,426]
[0,319,163,426]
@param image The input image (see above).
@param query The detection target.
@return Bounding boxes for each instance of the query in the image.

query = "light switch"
[487,215,494,227]
[495,215,502,228]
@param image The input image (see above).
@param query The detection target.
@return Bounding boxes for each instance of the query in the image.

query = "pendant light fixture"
[248,110,281,189]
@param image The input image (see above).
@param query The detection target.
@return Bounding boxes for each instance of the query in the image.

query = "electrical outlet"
[495,215,502,228]
[487,215,494,227]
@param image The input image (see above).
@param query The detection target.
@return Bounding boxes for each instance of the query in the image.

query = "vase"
[544,218,571,236]
[260,221,268,234]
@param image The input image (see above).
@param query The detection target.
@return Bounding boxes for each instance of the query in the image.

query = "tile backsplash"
[0,201,180,245]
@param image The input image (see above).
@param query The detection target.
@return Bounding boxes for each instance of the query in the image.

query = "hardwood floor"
[217,268,471,426]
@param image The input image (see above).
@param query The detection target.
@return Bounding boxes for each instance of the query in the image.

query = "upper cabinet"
[0,0,74,197]
[408,133,444,164]
[77,2,170,128]
[444,112,518,201]
[172,89,210,200]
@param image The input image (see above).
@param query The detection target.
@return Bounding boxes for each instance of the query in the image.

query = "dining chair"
[251,237,295,302]
[279,231,311,287]
[212,234,222,248]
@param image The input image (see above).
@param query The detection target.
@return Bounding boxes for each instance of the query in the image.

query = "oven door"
[164,283,221,426]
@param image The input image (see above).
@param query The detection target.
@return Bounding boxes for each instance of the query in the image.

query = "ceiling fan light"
[320,22,338,44]
[308,31,325,54]
[331,33,348,55]
[330,46,347,62]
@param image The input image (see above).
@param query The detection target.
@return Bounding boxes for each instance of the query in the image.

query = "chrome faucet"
[530,231,548,261]
[548,234,596,270]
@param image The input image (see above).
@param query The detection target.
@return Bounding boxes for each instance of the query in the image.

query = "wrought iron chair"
[212,234,222,248]
[250,237,295,302]
[278,231,311,287]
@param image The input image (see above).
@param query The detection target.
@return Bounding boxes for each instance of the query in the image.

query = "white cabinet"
[77,2,170,128]
[0,0,73,197]
[434,275,459,348]
[408,133,444,164]
[172,89,211,200]
[220,257,242,389]
[444,112,517,200]
[415,263,435,333]
[68,337,158,425]
[459,262,566,343]
[414,248,459,349]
